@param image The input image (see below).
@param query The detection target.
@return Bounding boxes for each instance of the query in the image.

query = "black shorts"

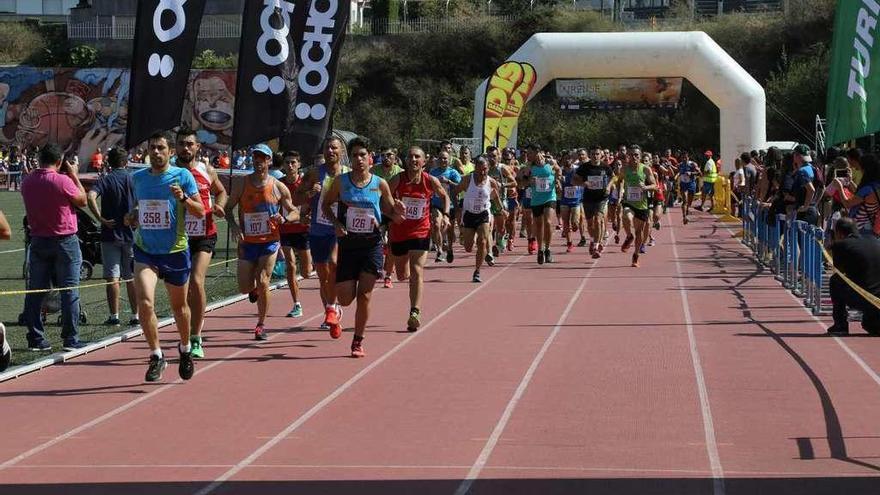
[627,206,650,222]
[390,237,430,257]
[462,210,490,229]
[336,242,384,283]
[189,234,217,255]
[531,202,552,217]
[280,232,310,251]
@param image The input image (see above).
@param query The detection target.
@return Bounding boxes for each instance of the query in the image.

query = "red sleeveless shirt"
[389,171,432,242]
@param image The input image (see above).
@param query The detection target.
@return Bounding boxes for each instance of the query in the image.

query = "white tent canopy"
[472,31,766,166]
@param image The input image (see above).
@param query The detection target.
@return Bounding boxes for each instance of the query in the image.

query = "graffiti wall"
[0,67,236,162]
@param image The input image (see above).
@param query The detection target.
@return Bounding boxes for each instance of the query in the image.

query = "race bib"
[316,192,338,226]
[138,200,170,230]
[524,188,532,199]
[401,196,425,220]
[346,207,375,234]
[564,186,580,199]
[534,177,551,193]
[243,212,270,236]
[586,176,604,190]
[626,186,643,202]
[184,212,206,236]
[465,195,488,214]
[680,174,692,184]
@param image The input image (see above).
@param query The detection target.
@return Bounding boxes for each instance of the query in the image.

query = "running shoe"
[254,323,268,341]
[28,341,51,352]
[287,302,303,318]
[492,244,500,258]
[0,323,10,372]
[694,205,704,211]
[614,233,620,244]
[566,242,574,253]
[537,250,545,265]
[588,241,596,255]
[577,237,587,247]
[597,243,605,254]
[683,216,689,225]
[62,341,89,351]
[103,316,120,326]
[528,238,538,254]
[621,235,634,252]
[826,325,849,336]
[325,304,340,326]
[592,250,601,259]
[544,249,553,263]
[329,306,344,339]
[320,322,330,330]
[248,289,258,303]
[648,238,656,247]
[506,238,514,251]
[435,252,444,263]
[519,231,526,239]
[190,335,204,359]
[486,254,496,267]
[653,220,661,230]
[407,308,421,332]
[473,270,482,283]
[178,346,195,380]
[351,338,365,358]
[639,244,647,254]
[145,354,167,382]
[128,316,140,326]
[383,276,393,289]
[631,254,640,268]
[446,249,454,263]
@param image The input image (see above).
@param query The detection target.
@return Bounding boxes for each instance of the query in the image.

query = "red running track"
[2,210,880,495]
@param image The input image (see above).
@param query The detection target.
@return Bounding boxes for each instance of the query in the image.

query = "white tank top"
[463,174,492,214]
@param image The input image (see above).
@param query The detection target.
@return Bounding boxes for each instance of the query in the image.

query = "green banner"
[826,0,880,145]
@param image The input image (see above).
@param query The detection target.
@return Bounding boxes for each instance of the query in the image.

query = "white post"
[95,14,99,38]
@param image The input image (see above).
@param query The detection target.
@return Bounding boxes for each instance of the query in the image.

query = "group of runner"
[123,132,712,382]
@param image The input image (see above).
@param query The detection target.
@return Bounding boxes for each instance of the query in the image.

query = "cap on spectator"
[704,150,713,157]
[252,143,272,157]
[793,144,812,161]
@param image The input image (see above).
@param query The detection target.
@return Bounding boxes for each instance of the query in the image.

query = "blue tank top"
[310,165,345,237]
[339,172,382,246]
[560,168,583,206]
[530,163,556,206]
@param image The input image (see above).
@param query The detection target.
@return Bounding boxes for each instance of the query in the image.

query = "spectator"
[791,144,820,225]
[269,151,285,179]
[217,150,230,169]
[20,143,88,351]
[695,150,717,211]
[741,152,758,199]
[835,152,880,237]
[827,217,880,335]
[87,148,138,327]
[0,210,10,371]
[91,147,104,175]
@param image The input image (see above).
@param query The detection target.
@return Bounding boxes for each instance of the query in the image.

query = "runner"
[454,146,475,243]
[516,157,534,250]
[607,148,625,244]
[0,210,10,372]
[371,147,403,288]
[388,146,450,331]
[526,144,561,264]
[225,144,300,341]
[294,137,349,331]
[321,138,405,356]
[126,131,204,382]
[676,150,701,224]
[620,145,658,267]
[501,148,521,252]
[174,129,227,359]
[429,150,461,263]
[574,145,613,258]
[696,150,717,211]
[279,150,312,318]
[559,154,583,253]
[454,156,502,283]
[486,146,516,259]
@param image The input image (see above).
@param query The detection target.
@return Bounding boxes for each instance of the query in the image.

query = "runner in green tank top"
[525,143,562,265]
[620,145,657,268]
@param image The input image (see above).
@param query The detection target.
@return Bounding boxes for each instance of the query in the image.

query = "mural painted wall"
[0,67,236,163]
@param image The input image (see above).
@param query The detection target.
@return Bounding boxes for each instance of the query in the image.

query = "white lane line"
[0,247,25,254]
[193,255,526,495]
[0,310,327,470]
[670,225,726,495]
[453,260,597,495]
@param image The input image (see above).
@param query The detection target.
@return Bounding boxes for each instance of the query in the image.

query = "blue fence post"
[775,215,785,278]
[814,228,825,315]
[795,221,806,298]
[804,225,814,308]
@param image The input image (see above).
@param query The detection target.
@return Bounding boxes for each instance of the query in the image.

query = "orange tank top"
[239,176,281,244]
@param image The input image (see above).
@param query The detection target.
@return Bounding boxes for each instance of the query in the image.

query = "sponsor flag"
[281,0,350,162]
[232,0,302,150]
[497,63,536,150]
[126,0,207,149]
[482,62,524,152]
[826,0,880,145]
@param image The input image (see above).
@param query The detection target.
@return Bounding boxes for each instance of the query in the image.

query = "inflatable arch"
[472,32,766,167]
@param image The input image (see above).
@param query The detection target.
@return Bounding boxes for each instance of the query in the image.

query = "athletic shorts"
[336,242,384,283]
[583,199,608,218]
[309,234,337,264]
[390,237,430,257]
[239,241,280,263]
[625,206,650,223]
[506,198,519,211]
[134,246,191,287]
[702,182,715,196]
[281,232,310,251]
[531,202,552,218]
[680,181,696,194]
[462,210,490,229]
[101,241,133,279]
[189,234,217,256]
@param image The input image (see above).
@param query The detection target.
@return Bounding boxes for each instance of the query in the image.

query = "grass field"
[0,190,285,369]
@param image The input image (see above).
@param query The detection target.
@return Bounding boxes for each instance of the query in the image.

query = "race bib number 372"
[139,200,171,230]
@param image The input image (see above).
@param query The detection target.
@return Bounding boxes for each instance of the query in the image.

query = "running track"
[2,210,880,495]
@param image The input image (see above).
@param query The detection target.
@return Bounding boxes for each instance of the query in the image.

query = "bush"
[0,22,46,65]
[69,44,98,67]
[193,49,237,69]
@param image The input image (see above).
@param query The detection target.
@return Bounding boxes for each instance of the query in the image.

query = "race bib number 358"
[139,200,171,230]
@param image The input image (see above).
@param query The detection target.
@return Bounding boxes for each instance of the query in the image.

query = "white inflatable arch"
[472,31,766,166]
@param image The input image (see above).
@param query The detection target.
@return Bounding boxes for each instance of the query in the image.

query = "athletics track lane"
[2,210,880,495]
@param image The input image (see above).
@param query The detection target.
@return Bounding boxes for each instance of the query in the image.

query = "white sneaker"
[0,323,11,372]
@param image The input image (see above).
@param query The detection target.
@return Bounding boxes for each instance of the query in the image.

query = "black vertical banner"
[232,0,302,150]
[281,0,350,161]
[126,0,207,149]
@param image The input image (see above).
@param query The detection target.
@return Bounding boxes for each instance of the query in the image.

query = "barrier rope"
[0,256,242,296]
[816,239,880,311]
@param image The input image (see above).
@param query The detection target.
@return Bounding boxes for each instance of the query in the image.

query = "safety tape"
[817,239,880,311]
[0,257,241,296]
